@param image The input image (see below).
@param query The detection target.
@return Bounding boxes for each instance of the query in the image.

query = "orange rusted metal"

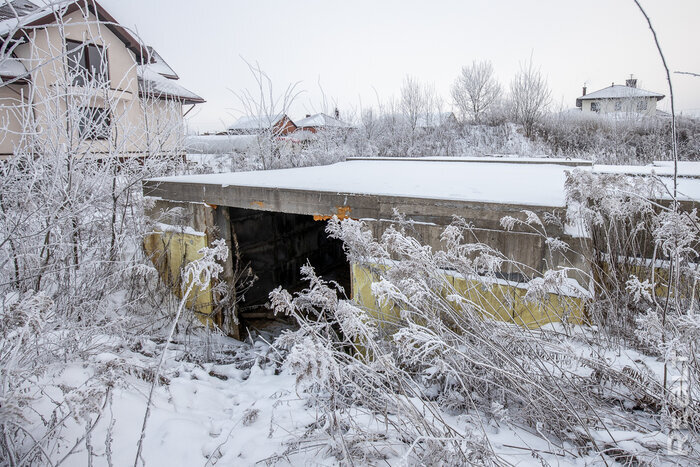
[251,201,265,208]
[313,205,352,221]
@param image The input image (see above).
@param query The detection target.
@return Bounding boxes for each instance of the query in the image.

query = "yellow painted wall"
[351,262,587,330]
[143,229,214,325]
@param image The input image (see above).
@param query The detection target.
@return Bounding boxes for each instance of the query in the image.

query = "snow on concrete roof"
[296,113,351,128]
[149,157,595,208]
[228,113,290,131]
[578,85,664,101]
[594,161,700,179]
[592,162,700,202]
[137,65,204,104]
[149,157,700,208]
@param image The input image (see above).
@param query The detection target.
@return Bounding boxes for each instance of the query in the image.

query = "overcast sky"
[101,0,700,132]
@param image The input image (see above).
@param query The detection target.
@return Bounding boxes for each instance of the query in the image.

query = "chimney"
[305,114,311,118]
[334,107,340,119]
[626,75,637,88]
[582,86,587,96]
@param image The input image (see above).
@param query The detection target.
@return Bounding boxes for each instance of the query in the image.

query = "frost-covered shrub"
[538,112,700,163]
[273,211,700,464]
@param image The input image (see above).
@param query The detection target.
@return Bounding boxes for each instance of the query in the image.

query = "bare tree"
[400,75,425,136]
[231,59,304,170]
[451,60,501,124]
[0,5,193,463]
[509,57,551,138]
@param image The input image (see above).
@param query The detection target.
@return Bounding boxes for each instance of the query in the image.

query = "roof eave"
[0,74,30,84]
[139,90,205,105]
[10,1,147,63]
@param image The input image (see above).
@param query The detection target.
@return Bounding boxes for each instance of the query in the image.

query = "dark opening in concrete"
[227,207,350,323]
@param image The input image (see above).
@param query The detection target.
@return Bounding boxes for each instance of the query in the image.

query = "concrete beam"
[142,180,569,237]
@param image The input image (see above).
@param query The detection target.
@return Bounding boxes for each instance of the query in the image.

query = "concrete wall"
[143,177,590,279]
[142,179,594,337]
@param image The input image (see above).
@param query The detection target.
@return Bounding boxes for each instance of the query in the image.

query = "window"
[636,99,648,111]
[66,40,109,86]
[614,101,622,111]
[78,107,111,140]
[590,101,600,112]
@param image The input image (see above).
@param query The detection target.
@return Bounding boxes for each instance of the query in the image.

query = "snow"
[28,335,316,466]
[0,1,81,36]
[228,113,288,131]
[593,162,700,201]
[186,134,258,154]
[150,158,591,207]
[652,160,700,177]
[27,331,662,466]
[150,157,700,207]
[578,84,664,100]
[137,65,203,103]
[295,112,351,128]
[0,56,27,79]
[354,155,592,165]
[152,222,206,237]
[593,162,700,178]
[143,46,178,79]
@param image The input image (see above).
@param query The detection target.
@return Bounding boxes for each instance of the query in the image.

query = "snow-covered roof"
[0,0,57,36]
[0,1,147,62]
[228,113,291,131]
[0,55,28,81]
[148,157,700,208]
[578,85,664,101]
[143,46,178,79]
[296,113,351,129]
[137,66,204,104]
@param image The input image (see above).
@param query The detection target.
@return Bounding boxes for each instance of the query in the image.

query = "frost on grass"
[267,181,700,465]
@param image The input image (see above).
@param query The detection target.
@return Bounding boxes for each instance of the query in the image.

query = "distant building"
[295,110,352,133]
[576,78,664,116]
[227,113,297,136]
[416,111,458,129]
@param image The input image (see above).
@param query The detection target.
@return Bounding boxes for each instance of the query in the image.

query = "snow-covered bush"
[272,206,700,464]
[538,111,700,163]
[0,16,204,464]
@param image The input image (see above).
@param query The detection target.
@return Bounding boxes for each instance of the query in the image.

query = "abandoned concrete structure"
[142,157,700,338]
[144,157,616,337]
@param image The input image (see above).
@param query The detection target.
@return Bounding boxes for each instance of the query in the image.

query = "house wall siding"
[0,83,30,156]
[581,96,658,116]
[1,9,184,158]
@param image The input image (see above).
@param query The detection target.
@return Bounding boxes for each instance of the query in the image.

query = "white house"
[576,78,664,116]
[0,0,203,158]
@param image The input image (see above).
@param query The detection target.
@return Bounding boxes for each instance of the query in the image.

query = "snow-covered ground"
[18,324,680,466]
